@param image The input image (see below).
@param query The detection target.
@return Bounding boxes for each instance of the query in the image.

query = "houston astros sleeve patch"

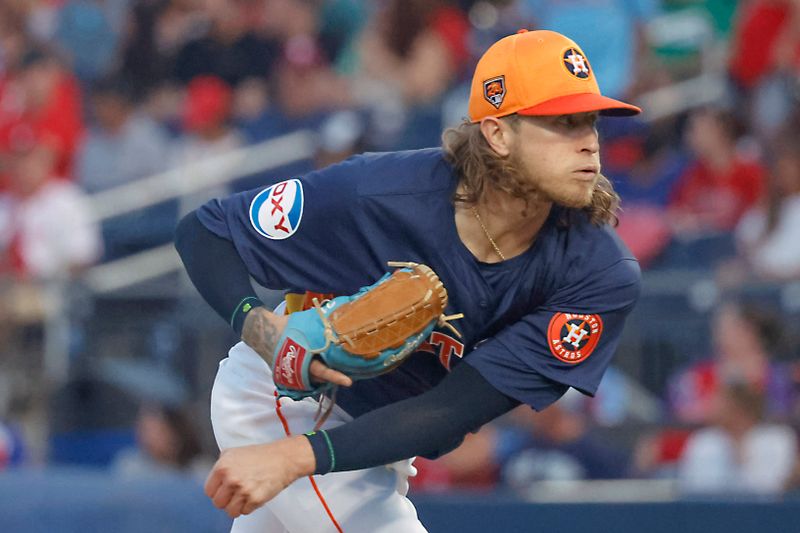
[547,312,603,364]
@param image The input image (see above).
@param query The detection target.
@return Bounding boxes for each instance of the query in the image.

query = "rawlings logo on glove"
[272,262,463,400]
[274,338,307,390]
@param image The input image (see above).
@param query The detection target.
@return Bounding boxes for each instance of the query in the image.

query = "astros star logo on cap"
[562,48,591,79]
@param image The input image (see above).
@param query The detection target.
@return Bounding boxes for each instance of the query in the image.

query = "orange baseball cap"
[469,29,641,122]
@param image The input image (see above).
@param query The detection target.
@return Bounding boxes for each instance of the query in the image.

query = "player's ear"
[479,116,513,157]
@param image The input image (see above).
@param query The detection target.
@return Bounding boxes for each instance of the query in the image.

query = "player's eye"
[557,113,598,130]
[557,115,574,126]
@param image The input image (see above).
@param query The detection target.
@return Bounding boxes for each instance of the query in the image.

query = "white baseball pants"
[210,341,428,533]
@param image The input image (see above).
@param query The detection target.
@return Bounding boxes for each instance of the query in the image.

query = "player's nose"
[580,127,600,154]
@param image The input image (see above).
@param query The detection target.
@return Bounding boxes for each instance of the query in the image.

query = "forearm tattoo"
[241,308,281,367]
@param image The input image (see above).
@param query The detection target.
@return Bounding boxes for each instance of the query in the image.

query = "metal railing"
[27,131,316,386]
[82,130,317,294]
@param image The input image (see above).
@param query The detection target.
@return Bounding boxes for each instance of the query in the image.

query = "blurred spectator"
[260,0,366,72]
[171,75,244,213]
[256,0,303,37]
[173,0,280,86]
[260,0,327,43]
[232,76,284,142]
[678,382,797,495]
[356,0,468,105]
[77,76,171,193]
[232,1,353,136]
[272,35,348,129]
[177,74,242,152]
[604,119,686,208]
[0,138,101,280]
[54,0,128,82]
[632,426,694,479]
[698,0,742,38]
[0,136,100,349]
[257,0,353,129]
[0,420,26,469]
[0,47,84,182]
[143,80,186,136]
[586,366,662,427]
[0,7,28,77]
[497,390,631,489]
[76,76,175,260]
[318,0,368,75]
[605,119,689,266]
[667,301,795,425]
[728,0,800,141]
[354,0,470,148]
[518,0,660,99]
[419,390,630,493]
[314,109,366,168]
[117,0,206,99]
[733,130,800,280]
[784,451,800,494]
[667,107,765,236]
[729,0,795,93]
[112,402,211,481]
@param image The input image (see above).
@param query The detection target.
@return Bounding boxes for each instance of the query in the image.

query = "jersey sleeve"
[195,155,369,293]
[463,257,641,407]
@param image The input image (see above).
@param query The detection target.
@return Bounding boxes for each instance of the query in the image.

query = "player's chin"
[553,186,594,209]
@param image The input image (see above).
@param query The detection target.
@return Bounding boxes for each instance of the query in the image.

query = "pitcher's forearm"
[243,303,351,387]
[241,307,288,367]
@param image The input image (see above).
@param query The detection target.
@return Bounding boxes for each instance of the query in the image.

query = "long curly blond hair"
[441,119,620,226]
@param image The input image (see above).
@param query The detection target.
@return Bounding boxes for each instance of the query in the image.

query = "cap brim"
[518,93,641,117]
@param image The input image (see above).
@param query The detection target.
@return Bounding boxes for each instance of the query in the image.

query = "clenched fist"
[205,436,316,518]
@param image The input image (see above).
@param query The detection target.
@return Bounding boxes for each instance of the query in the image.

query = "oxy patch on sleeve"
[249,178,304,240]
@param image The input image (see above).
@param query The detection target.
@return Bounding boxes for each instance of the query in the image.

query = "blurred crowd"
[1,0,800,502]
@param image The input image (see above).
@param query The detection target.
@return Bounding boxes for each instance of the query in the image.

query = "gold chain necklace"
[471,206,506,261]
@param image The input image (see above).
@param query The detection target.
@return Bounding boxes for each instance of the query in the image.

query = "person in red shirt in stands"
[727,0,800,140]
[668,107,765,234]
[0,133,100,348]
[0,47,83,185]
[728,0,799,93]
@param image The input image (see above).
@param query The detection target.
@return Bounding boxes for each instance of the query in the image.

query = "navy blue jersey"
[197,148,641,416]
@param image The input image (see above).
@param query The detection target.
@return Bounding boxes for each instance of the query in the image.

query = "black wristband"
[230,296,265,336]
[304,430,336,475]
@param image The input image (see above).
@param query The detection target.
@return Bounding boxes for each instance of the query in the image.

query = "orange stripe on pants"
[274,392,344,533]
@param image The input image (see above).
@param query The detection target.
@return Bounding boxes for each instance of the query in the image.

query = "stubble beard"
[554,179,596,209]
[510,152,595,210]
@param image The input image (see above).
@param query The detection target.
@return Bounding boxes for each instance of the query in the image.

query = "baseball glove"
[271,262,463,401]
